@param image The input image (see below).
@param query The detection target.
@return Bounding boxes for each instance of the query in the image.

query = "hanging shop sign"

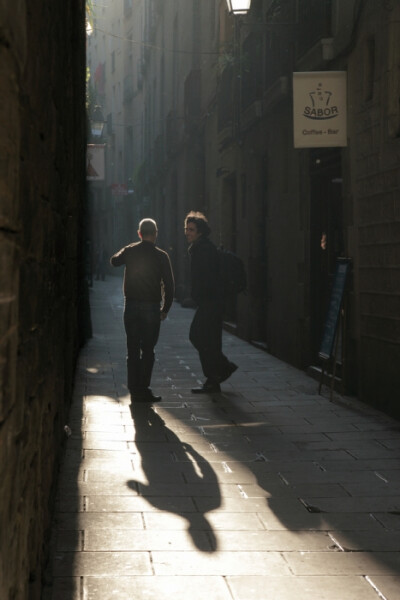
[293,72,347,148]
[86,144,105,181]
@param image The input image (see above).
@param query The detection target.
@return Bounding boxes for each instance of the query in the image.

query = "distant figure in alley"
[184,211,237,394]
[110,218,174,402]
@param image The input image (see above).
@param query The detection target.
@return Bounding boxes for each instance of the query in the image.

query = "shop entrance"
[309,148,344,362]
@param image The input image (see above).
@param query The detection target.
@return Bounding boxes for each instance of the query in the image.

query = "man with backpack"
[184,211,238,394]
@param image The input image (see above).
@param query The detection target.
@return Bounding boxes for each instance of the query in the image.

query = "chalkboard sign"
[319,258,351,361]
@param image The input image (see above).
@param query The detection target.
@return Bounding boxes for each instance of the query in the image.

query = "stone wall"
[347,2,400,418]
[0,2,87,598]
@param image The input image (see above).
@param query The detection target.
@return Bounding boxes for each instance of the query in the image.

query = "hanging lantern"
[226,0,252,15]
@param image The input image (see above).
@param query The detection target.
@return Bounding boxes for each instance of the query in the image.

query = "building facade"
[1,2,87,598]
[87,0,400,417]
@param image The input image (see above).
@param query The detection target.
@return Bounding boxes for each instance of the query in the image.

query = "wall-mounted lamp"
[226,0,252,15]
[91,105,106,139]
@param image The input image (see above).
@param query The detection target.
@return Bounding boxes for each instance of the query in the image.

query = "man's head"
[138,218,158,241]
[184,211,210,244]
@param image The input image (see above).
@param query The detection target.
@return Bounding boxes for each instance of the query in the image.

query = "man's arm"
[160,253,175,316]
[110,247,126,267]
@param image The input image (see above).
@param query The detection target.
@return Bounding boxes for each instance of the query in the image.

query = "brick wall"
[0,2,87,598]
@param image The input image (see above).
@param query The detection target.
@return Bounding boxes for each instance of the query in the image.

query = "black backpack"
[218,248,247,297]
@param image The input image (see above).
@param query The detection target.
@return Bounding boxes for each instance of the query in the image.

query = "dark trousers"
[124,300,161,391]
[189,302,231,382]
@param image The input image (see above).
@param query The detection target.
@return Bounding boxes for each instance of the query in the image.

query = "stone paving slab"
[142,511,266,531]
[278,483,349,498]
[85,494,197,513]
[315,458,400,471]
[331,530,400,551]
[279,469,389,485]
[298,495,400,513]
[226,575,379,600]
[76,423,133,433]
[367,575,400,599]
[52,551,152,576]
[82,528,212,551]
[257,511,386,531]
[136,482,247,498]
[284,550,400,575]
[198,529,334,552]
[376,469,400,482]
[54,512,144,530]
[57,479,142,496]
[51,576,233,600]
[151,550,290,576]
[374,513,400,529]
[43,278,400,600]
[342,481,400,496]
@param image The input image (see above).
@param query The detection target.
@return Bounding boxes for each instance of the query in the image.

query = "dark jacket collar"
[188,235,208,253]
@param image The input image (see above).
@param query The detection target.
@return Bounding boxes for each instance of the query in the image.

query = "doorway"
[309,148,344,360]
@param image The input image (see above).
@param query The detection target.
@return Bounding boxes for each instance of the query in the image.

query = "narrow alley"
[43,276,400,600]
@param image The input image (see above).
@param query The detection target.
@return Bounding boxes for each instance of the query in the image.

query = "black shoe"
[130,387,161,403]
[216,362,238,384]
[139,388,162,403]
[191,382,221,394]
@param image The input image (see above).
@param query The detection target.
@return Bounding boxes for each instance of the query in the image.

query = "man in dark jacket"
[184,211,237,393]
[111,218,174,402]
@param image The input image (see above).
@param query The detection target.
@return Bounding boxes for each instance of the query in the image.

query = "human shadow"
[127,403,221,552]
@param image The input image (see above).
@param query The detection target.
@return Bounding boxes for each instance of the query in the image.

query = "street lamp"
[226,0,252,15]
[91,105,106,140]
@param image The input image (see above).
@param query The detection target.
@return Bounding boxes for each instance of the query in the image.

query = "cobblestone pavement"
[44,276,400,600]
